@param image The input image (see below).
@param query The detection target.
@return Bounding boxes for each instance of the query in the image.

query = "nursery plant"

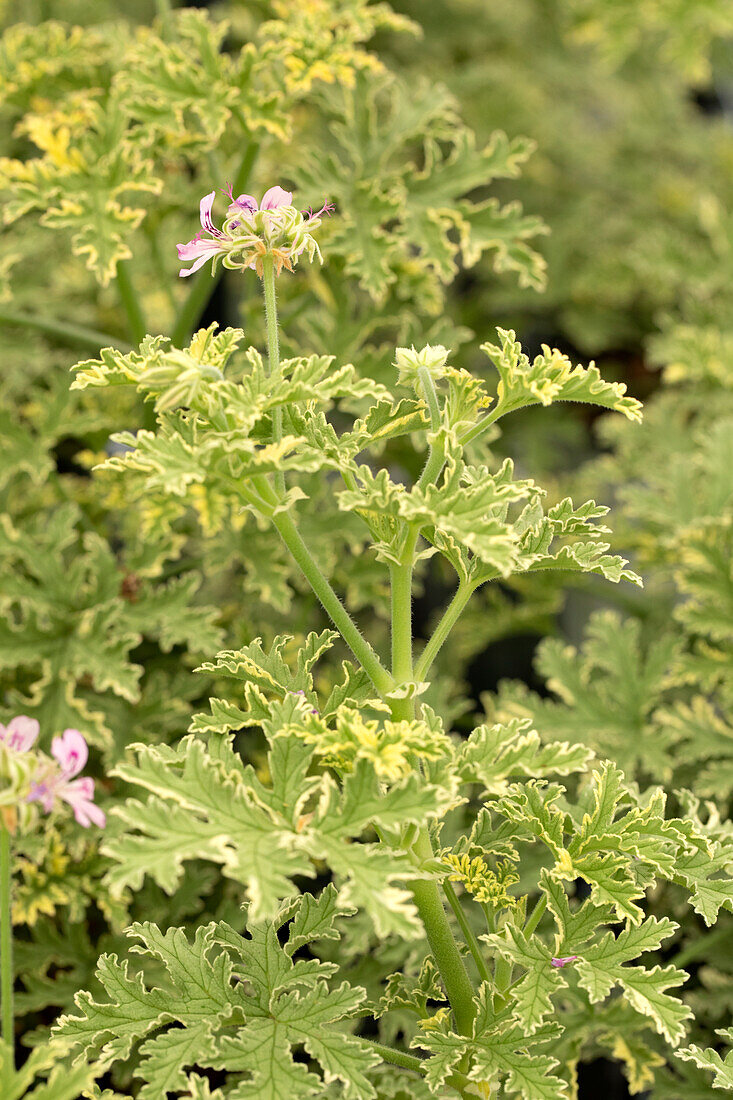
[0,3,550,1046]
[1,3,733,1099]
[19,184,721,1098]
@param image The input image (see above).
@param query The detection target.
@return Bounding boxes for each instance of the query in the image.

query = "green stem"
[493,953,513,998]
[416,439,446,493]
[0,308,131,353]
[364,1040,474,1097]
[170,142,259,347]
[410,831,477,1037]
[389,560,413,720]
[0,826,13,1059]
[417,366,441,431]
[366,1040,426,1074]
[443,881,491,984]
[414,366,446,494]
[387,512,476,1037]
[523,893,548,938]
[261,253,285,496]
[116,260,147,345]
[271,510,393,697]
[391,366,443,601]
[392,599,476,1038]
[414,582,474,682]
[458,403,531,449]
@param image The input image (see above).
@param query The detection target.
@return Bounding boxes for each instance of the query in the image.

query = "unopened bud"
[394,344,450,385]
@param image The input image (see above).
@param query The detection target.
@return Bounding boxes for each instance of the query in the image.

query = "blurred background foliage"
[1,0,732,1095]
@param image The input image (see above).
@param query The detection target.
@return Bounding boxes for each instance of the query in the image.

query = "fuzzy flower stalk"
[177,184,334,278]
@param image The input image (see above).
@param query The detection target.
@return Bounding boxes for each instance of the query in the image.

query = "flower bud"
[394,344,450,386]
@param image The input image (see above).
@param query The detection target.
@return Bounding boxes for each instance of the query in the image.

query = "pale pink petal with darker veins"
[177,237,222,261]
[180,254,217,278]
[199,190,222,237]
[177,237,223,277]
[59,777,106,828]
[228,193,258,217]
[51,728,88,778]
[260,186,292,210]
[0,715,39,752]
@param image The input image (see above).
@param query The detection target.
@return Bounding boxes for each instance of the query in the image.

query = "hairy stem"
[389,560,413,719]
[443,881,491,984]
[387,552,477,1035]
[364,1039,474,1097]
[261,253,285,496]
[493,953,513,999]
[366,1040,426,1074]
[523,893,548,938]
[388,513,477,1037]
[416,437,446,494]
[458,402,529,448]
[0,826,13,1060]
[414,581,474,682]
[0,308,131,354]
[411,831,477,1036]
[171,142,259,346]
[271,510,393,696]
[116,260,147,345]
[417,366,442,431]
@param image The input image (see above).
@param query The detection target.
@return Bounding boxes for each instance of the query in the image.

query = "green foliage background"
[1,0,732,1096]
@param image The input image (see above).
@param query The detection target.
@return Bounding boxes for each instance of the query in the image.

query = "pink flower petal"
[179,252,218,278]
[228,193,258,217]
[260,185,292,210]
[550,956,579,969]
[199,190,219,235]
[68,779,104,826]
[0,715,39,752]
[27,780,55,813]
[176,237,222,261]
[51,728,88,778]
[59,777,105,828]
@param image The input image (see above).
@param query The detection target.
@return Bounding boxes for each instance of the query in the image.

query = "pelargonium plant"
[0,716,103,1072]
[41,186,733,1100]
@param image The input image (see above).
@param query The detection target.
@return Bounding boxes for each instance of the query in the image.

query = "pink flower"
[177,187,296,277]
[0,715,39,752]
[177,185,332,279]
[225,183,293,218]
[551,956,578,969]
[177,191,229,277]
[28,728,105,829]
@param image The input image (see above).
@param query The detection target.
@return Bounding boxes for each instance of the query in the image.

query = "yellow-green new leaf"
[481,328,642,423]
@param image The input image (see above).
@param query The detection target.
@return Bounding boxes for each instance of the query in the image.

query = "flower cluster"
[0,716,105,831]
[177,184,334,279]
[442,852,520,911]
[301,707,451,781]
